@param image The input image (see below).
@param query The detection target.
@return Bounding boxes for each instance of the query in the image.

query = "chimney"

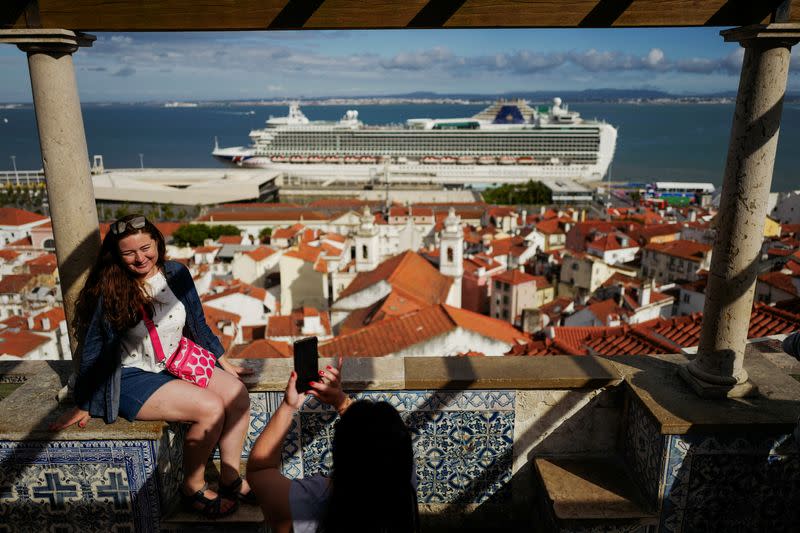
[540,206,546,215]
[42,317,50,330]
[639,280,653,306]
[27,316,35,330]
[302,309,323,335]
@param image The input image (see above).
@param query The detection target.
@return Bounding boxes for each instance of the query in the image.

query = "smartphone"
[293,336,319,394]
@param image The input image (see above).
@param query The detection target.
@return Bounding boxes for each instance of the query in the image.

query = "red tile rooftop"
[494,269,538,286]
[229,339,293,358]
[202,282,267,304]
[30,307,65,331]
[320,303,527,358]
[217,235,243,245]
[284,244,322,264]
[0,207,48,227]
[0,274,35,294]
[267,307,331,338]
[243,246,276,262]
[758,271,799,296]
[197,209,331,222]
[193,246,220,254]
[644,240,711,261]
[337,251,452,306]
[0,250,20,261]
[0,329,50,357]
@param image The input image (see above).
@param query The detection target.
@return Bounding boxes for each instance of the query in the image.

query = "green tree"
[162,204,175,220]
[208,224,241,240]
[172,224,212,247]
[259,227,272,243]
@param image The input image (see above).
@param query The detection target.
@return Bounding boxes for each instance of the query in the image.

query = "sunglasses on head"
[110,216,146,236]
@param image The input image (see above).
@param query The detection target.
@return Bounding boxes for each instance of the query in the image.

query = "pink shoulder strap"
[141,306,167,363]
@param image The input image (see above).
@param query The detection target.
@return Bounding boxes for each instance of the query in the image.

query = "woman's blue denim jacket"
[74,260,224,423]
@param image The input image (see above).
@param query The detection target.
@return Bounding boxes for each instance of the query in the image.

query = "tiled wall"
[249,390,516,505]
[0,440,160,532]
[622,393,800,533]
[0,389,516,532]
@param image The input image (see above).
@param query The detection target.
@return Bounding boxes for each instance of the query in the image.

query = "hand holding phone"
[293,336,318,394]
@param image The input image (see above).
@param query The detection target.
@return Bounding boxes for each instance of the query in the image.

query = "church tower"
[355,206,380,272]
[439,208,463,307]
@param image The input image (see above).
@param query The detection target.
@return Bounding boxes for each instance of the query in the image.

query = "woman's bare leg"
[206,369,252,490]
[136,379,235,511]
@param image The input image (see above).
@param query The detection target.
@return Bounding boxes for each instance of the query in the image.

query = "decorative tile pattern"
[0,440,159,532]
[155,422,186,511]
[621,395,665,506]
[274,390,516,504]
[660,431,800,533]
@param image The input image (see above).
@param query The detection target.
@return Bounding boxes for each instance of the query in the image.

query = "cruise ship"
[212,98,617,183]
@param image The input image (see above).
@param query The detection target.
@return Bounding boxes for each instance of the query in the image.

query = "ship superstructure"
[213,98,617,183]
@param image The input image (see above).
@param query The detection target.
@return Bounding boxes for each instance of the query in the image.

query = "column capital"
[0,29,95,54]
[721,23,800,48]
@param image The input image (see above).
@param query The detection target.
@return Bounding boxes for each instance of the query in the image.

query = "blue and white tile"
[0,440,158,532]
[622,395,665,506]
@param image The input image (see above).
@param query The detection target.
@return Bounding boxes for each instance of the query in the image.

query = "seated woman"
[247,358,419,533]
[50,214,254,518]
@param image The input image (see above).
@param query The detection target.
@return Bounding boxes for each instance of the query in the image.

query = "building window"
[495,280,501,290]
[683,293,691,304]
[502,309,509,320]
[362,245,368,260]
[571,263,579,271]
[503,295,509,305]
[447,247,454,263]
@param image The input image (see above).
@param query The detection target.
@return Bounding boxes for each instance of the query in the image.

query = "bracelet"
[336,396,353,416]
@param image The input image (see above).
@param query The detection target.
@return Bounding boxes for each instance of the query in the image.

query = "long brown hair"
[74,214,167,334]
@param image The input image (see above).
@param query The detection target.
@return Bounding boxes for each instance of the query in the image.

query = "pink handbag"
[142,308,215,388]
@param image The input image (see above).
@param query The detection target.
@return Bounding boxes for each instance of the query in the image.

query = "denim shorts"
[118,366,179,422]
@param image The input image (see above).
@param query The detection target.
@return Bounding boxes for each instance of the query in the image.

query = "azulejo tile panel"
[0,440,158,533]
[254,390,516,504]
[659,430,800,533]
[621,395,665,506]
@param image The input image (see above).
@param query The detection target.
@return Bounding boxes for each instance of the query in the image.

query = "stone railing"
[0,342,798,532]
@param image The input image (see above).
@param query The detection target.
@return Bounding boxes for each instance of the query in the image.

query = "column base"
[678,364,759,399]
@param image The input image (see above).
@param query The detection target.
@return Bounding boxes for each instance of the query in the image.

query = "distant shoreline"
[0,98,758,108]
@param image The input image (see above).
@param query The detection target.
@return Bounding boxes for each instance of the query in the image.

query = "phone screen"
[293,336,318,394]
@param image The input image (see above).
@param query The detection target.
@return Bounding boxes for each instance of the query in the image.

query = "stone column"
[680,23,800,398]
[0,30,99,363]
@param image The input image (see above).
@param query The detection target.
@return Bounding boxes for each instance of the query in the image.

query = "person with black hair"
[247,358,420,533]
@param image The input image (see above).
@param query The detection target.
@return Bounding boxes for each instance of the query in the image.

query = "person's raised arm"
[246,371,306,533]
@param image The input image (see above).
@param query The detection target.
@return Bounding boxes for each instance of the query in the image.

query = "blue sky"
[1,27,798,102]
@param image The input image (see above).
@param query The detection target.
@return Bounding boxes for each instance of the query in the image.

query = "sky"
[1,27,798,102]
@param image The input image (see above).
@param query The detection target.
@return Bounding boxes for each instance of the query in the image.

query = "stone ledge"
[609,342,800,434]
[534,456,655,520]
[405,356,622,390]
[0,360,164,441]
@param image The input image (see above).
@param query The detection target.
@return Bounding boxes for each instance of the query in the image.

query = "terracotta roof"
[0,315,28,330]
[463,255,503,276]
[320,303,525,358]
[631,223,681,242]
[284,243,322,264]
[0,329,50,357]
[586,232,636,253]
[30,307,65,331]
[0,250,20,261]
[217,235,243,245]
[202,282,267,304]
[194,246,220,254]
[8,236,32,246]
[0,274,35,294]
[0,207,48,227]
[758,271,799,296]
[322,232,347,243]
[389,206,434,217]
[244,246,276,262]
[203,304,241,325]
[535,219,567,235]
[337,251,452,306]
[198,209,330,222]
[644,240,711,262]
[267,307,331,338]
[229,339,293,358]
[338,291,425,334]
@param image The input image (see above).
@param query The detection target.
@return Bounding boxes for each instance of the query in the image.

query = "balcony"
[1,342,798,532]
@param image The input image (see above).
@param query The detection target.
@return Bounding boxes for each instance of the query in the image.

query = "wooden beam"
[2,0,798,31]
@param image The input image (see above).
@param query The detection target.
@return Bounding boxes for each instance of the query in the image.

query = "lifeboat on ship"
[271,155,288,163]
[457,156,476,165]
[289,155,308,163]
[360,156,378,164]
[421,156,440,164]
[517,156,534,165]
[325,156,342,164]
[241,157,272,168]
[478,156,496,165]
[344,155,360,163]
[308,155,324,163]
[440,156,456,165]
[499,156,516,165]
